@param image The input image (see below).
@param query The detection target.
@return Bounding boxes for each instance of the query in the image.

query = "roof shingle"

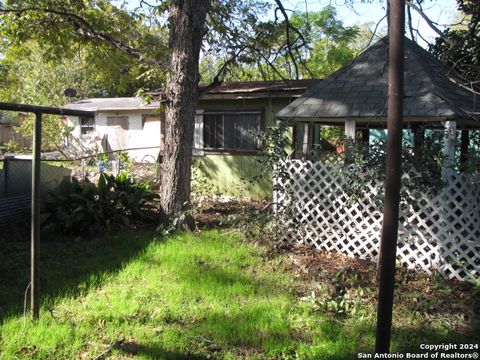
[276,37,479,125]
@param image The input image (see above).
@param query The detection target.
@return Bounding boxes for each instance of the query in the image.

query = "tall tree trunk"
[160,0,209,218]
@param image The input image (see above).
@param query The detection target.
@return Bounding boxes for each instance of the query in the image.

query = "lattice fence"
[273,160,480,282]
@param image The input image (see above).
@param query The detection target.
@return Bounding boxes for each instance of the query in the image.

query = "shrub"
[0,139,28,154]
[42,171,159,236]
[334,134,447,209]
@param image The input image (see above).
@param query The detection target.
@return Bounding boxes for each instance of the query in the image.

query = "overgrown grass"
[0,231,156,319]
[0,230,477,359]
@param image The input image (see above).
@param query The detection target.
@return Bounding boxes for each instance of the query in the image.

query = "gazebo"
[274,37,480,282]
[278,37,478,165]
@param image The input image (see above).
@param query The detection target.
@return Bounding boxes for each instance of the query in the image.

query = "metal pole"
[375,0,405,353]
[31,112,42,320]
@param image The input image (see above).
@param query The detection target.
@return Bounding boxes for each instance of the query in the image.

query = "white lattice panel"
[274,160,480,282]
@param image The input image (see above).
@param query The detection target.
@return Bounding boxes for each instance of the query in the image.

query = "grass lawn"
[0,230,478,359]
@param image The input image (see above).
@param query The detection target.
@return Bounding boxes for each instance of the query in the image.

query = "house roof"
[63,97,160,112]
[199,79,321,99]
[276,37,480,128]
[63,80,321,112]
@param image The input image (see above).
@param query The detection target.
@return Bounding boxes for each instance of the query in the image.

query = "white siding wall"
[70,109,206,162]
[68,110,162,162]
[193,109,204,156]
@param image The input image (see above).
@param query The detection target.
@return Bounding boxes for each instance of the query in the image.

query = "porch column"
[442,120,457,181]
[344,119,356,163]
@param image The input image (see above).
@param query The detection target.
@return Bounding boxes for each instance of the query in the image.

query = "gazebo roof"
[276,37,479,128]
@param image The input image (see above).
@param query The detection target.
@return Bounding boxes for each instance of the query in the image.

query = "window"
[107,116,129,129]
[203,111,261,151]
[80,117,95,135]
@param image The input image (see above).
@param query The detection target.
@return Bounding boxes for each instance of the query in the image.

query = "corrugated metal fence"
[0,156,72,233]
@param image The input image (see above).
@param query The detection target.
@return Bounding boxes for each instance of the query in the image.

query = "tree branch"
[197,47,246,98]
[253,46,290,81]
[412,27,431,46]
[405,0,453,46]
[273,0,300,79]
[407,4,415,41]
[0,5,161,67]
[358,14,387,54]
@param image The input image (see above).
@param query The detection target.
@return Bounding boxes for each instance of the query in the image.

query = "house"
[63,79,321,199]
[62,97,163,161]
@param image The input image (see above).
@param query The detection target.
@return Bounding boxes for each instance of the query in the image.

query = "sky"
[112,0,461,49]
[272,0,459,48]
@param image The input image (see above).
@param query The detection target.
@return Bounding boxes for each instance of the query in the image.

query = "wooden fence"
[0,124,31,148]
[273,160,480,282]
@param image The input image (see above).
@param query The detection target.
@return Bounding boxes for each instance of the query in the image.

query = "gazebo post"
[291,124,298,158]
[442,120,457,181]
[412,124,424,161]
[302,123,310,159]
[344,119,356,163]
[460,130,470,171]
[362,128,370,158]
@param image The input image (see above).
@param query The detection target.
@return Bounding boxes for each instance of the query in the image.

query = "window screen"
[80,117,95,135]
[203,111,260,151]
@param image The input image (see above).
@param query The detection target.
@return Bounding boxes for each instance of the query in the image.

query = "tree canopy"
[0,0,284,216]
[0,1,167,102]
[430,0,479,85]
[200,5,362,81]
[0,0,470,219]
[0,41,160,104]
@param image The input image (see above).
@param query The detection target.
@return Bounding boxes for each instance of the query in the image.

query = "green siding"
[194,97,295,200]
[193,155,271,199]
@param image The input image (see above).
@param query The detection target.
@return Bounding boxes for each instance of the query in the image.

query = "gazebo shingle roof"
[276,37,479,127]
